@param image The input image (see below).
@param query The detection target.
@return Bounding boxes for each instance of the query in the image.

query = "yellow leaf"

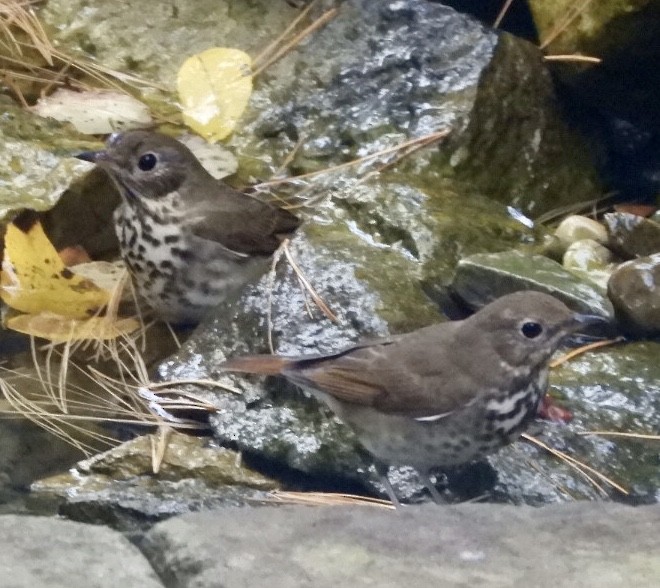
[1,220,110,318]
[6,313,140,343]
[177,47,253,142]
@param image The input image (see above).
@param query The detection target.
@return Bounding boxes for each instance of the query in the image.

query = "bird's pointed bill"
[75,150,106,163]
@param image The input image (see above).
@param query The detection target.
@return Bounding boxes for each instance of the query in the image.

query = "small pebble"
[555,215,608,247]
[563,238,612,271]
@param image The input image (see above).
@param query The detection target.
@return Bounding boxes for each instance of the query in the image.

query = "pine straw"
[522,433,628,496]
[261,490,395,509]
[0,0,162,105]
[533,193,619,226]
[493,0,515,29]
[0,302,240,457]
[252,2,338,79]
[539,0,596,50]
[257,130,450,190]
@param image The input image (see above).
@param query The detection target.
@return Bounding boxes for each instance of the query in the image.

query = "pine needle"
[257,130,450,188]
[252,8,338,78]
[263,490,395,509]
[578,431,659,441]
[252,0,318,68]
[539,0,596,50]
[493,0,515,29]
[522,432,628,496]
[283,240,338,323]
[544,54,601,64]
[550,337,625,368]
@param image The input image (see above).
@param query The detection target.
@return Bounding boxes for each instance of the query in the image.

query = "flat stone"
[0,515,163,588]
[451,249,615,318]
[31,432,277,533]
[141,502,660,588]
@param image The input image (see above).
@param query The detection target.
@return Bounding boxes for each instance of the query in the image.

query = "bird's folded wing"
[284,337,473,419]
[189,190,300,256]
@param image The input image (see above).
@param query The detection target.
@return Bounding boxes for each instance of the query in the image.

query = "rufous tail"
[221,355,293,375]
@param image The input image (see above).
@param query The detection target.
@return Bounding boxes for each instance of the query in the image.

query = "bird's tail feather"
[221,355,293,375]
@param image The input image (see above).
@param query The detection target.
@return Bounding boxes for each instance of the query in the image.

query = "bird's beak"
[569,312,612,335]
[572,313,610,327]
[74,150,108,163]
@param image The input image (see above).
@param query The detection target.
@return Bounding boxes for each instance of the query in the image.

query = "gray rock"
[608,253,660,335]
[441,33,600,214]
[159,229,439,503]
[604,212,660,258]
[451,249,615,318]
[0,420,83,505]
[0,515,163,588]
[0,98,94,221]
[53,478,272,534]
[141,502,660,588]
[29,433,279,532]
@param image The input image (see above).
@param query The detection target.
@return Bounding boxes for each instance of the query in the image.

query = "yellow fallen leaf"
[177,47,253,142]
[1,220,110,318]
[6,313,140,343]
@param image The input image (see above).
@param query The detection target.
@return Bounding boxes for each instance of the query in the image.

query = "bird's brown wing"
[189,185,300,256]
[283,323,475,419]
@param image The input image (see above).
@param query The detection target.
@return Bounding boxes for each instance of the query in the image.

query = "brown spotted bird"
[76,131,300,324]
[222,291,605,505]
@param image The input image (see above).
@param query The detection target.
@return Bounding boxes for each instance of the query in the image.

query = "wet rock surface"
[158,227,442,503]
[41,0,602,216]
[0,97,96,220]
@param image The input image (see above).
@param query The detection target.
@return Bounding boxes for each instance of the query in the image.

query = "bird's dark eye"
[521,321,543,339]
[138,153,158,171]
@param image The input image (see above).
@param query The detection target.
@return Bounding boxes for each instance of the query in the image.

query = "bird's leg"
[375,461,401,508]
[420,470,444,505]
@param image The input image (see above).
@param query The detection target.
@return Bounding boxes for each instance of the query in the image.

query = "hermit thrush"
[76,131,300,324]
[223,291,605,505]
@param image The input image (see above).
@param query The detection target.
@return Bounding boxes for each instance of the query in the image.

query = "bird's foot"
[421,472,445,505]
